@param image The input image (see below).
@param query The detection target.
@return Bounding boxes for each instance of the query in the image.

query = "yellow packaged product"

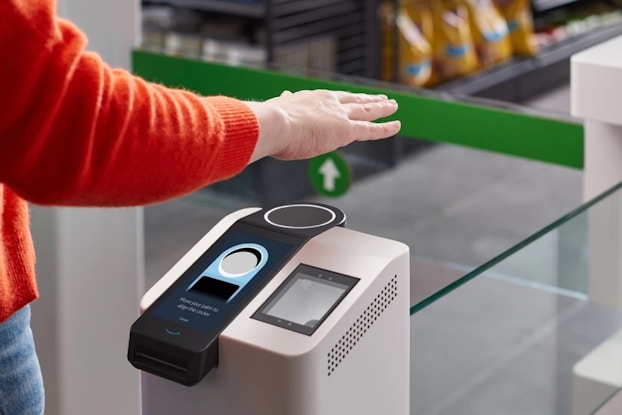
[431,0,479,83]
[494,0,539,56]
[379,1,433,87]
[465,0,513,68]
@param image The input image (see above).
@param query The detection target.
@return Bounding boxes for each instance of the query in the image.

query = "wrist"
[244,101,289,163]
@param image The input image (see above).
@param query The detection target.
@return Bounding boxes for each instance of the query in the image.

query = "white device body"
[140,208,410,415]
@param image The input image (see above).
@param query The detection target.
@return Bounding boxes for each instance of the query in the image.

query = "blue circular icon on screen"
[219,245,264,277]
[186,243,269,302]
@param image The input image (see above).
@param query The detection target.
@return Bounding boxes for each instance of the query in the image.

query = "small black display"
[189,277,239,301]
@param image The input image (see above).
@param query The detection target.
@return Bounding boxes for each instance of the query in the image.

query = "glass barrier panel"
[409,181,622,415]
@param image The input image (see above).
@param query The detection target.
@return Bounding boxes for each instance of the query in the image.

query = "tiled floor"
[144,85,606,414]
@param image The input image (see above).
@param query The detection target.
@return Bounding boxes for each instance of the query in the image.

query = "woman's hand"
[245,90,400,163]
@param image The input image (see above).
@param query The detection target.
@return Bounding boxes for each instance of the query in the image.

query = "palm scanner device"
[128,203,410,415]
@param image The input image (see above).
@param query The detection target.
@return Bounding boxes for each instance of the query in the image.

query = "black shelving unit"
[143,0,379,78]
[533,0,581,13]
[143,0,622,102]
[145,0,266,17]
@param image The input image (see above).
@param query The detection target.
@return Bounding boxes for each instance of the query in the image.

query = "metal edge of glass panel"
[591,389,622,415]
[408,179,622,315]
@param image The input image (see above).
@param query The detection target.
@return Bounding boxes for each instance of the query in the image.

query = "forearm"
[0,2,258,206]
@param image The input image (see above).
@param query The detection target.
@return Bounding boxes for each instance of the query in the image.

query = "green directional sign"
[309,152,351,197]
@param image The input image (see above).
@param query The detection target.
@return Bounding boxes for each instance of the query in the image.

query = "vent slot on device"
[327,275,398,376]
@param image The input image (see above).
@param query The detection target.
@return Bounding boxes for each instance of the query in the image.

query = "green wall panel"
[132,50,584,169]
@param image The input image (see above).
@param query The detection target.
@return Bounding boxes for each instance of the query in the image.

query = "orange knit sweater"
[0,0,259,322]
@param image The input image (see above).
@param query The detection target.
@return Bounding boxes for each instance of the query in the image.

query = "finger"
[346,100,398,121]
[334,91,390,104]
[281,90,293,96]
[351,120,401,140]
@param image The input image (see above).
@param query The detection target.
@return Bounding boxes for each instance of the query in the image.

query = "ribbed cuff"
[203,96,259,179]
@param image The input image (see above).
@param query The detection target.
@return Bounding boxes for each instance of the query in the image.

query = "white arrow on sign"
[319,158,340,192]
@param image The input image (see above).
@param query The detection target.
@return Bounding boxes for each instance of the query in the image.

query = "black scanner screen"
[190,277,239,301]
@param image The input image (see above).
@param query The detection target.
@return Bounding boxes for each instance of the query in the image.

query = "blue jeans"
[0,305,44,415]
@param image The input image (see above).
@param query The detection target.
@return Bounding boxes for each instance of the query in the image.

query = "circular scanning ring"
[219,247,263,277]
[264,204,336,229]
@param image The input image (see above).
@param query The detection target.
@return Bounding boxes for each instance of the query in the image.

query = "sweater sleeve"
[0,0,259,206]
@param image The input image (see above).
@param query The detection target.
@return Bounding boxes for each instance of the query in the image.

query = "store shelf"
[533,0,581,12]
[274,0,346,16]
[435,21,622,102]
[143,0,266,18]
[143,0,367,19]
[143,0,373,76]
